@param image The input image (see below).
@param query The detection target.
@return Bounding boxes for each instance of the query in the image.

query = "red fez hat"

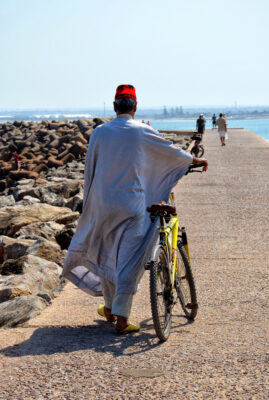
[115,84,137,102]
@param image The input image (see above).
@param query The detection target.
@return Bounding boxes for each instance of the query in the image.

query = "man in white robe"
[62,84,208,332]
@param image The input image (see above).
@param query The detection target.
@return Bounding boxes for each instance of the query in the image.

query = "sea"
[150,119,269,142]
[0,109,268,142]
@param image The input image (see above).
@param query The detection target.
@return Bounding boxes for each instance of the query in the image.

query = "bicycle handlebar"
[185,162,206,175]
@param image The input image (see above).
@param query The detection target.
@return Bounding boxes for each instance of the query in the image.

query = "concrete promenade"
[0,129,268,399]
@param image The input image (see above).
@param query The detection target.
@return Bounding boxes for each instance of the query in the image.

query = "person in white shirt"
[216,113,227,146]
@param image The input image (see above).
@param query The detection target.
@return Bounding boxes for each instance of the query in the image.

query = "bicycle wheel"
[150,245,172,341]
[190,145,199,157]
[175,241,198,320]
[197,145,204,157]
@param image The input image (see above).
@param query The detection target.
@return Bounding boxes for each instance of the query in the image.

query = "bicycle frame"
[158,192,192,289]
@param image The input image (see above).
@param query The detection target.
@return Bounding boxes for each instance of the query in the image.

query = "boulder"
[0,203,79,236]
[65,192,83,212]
[0,180,7,193]
[9,170,39,181]
[69,142,86,157]
[0,295,48,327]
[0,194,15,207]
[77,119,88,133]
[14,221,64,242]
[55,224,76,250]
[26,238,63,264]
[47,156,64,168]
[0,236,35,263]
[16,195,41,206]
[0,255,62,300]
[39,187,67,207]
[61,153,76,164]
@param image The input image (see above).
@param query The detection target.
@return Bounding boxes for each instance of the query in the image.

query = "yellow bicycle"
[145,164,202,341]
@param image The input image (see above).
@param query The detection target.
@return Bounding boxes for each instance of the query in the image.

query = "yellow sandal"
[116,323,140,334]
[97,305,116,322]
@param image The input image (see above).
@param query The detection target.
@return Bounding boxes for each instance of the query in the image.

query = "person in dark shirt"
[212,113,217,128]
[196,114,206,138]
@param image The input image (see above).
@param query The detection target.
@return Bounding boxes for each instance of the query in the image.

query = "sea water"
[150,119,269,142]
[0,110,268,142]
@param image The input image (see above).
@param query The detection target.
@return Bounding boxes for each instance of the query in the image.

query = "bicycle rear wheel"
[150,246,172,342]
[175,241,198,320]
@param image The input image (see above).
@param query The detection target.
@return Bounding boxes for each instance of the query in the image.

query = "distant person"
[196,114,206,138]
[13,152,20,170]
[147,120,151,126]
[142,120,145,124]
[216,113,227,146]
[212,113,217,128]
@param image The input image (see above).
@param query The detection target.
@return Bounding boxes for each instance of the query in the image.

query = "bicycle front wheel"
[197,145,204,157]
[175,241,198,320]
[150,245,172,342]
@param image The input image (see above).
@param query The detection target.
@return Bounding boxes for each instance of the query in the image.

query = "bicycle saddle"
[146,202,176,214]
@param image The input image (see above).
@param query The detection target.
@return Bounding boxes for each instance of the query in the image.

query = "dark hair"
[114,98,136,114]
[219,113,223,117]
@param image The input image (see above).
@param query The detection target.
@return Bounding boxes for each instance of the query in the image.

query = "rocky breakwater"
[0,117,110,327]
[0,117,110,192]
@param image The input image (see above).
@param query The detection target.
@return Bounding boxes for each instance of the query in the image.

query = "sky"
[0,0,268,109]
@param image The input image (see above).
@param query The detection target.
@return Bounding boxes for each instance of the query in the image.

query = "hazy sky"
[0,0,268,109]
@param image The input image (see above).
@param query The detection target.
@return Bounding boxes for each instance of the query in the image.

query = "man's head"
[219,113,223,117]
[200,114,203,118]
[114,84,137,117]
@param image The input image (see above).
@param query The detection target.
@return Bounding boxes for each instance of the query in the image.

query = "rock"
[0,181,7,193]
[17,195,41,206]
[77,119,88,133]
[61,153,76,164]
[14,221,64,242]
[0,295,48,327]
[73,132,88,145]
[65,192,83,212]
[0,236,35,263]
[26,238,63,264]
[0,203,79,236]
[9,170,39,180]
[32,163,48,173]
[0,255,62,300]
[0,296,48,327]
[55,224,76,250]
[69,142,87,157]
[13,186,41,201]
[39,187,67,207]
[0,194,15,207]
[83,128,93,141]
[93,117,104,128]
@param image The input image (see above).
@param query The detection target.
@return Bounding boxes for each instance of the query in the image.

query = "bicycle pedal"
[186,303,198,310]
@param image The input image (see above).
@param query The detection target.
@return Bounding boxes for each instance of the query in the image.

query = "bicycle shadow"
[0,316,192,359]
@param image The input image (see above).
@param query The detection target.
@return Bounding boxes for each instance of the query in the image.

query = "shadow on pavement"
[0,316,191,359]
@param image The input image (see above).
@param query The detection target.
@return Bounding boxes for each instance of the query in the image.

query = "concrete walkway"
[0,129,268,399]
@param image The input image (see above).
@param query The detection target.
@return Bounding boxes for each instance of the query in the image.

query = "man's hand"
[192,157,208,172]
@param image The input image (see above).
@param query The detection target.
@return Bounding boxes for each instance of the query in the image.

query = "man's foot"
[98,305,116,322]
[116,323,140,334]
[115,315,140,333]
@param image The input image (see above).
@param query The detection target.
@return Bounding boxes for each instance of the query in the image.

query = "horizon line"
[1,105,269,111]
